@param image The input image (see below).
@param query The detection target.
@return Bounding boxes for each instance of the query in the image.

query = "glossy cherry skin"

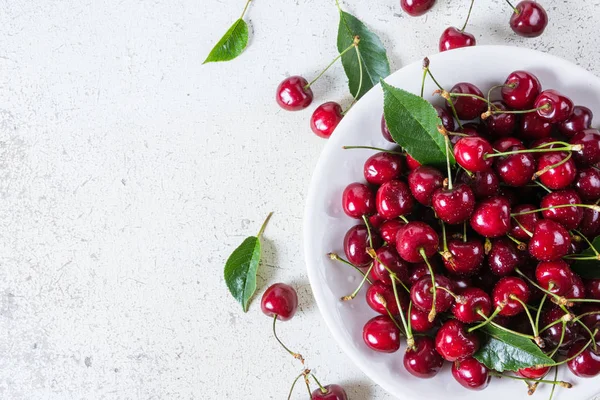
[510,1,548,37]
[435,105,456,132]
[447,83,486,120]
[366,281,404,315]
[344,225,383,267]
[571,129,600,166]
[529,219,572,261]
[275,76,313,111]
[454,137,494,172]
[567,339,600,377]
[411,275,454,314]
[403,336,444,379]
[485,101,516,138]
[502,70,541,110]
[439,27,476,52]
[470,196,511,238]
[372,246,410,285]
[379,219,405,244]
[536,152,577,190]
[452,287,491,323]
[406,154,421,170]
[376,180,414,220]
[408,166,444,206]
[540,190,583,230]
[493,136,525,153]
[575,168,600,200]
[558,106,593,138]
[534,89,574,124]
[381,114,394,142]
[580,304,600,339]
[401,0,436,16]
[443,239,484,276]
[410,307,436,332]
[342,182,376,218]
[407,263,432,286]
[586,279,600,300]
[493,276,530,317]
[452,357,490,390]
[396,221,439,263]
[541,306,581,349]
[364,152,403,185]
[518,366,550,380]
[535,260,574,296]
[432,184,476,225]
[495,152,536,187]
[458,170,500,199]
[510,204,540,241]
[363,315,401,353]
[435,320,480,362]
[311,384,348,400]
[261,283,298,321]
[565,273,586,300]
[518,112,552,140]
[580,207,600,237]
[488,238,521,276]
[310,102,343,138]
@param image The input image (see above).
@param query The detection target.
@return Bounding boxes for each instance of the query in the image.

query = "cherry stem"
[506,234,527,251]
[362,215,374,249]
[399,215,409,224]
[382,299,406,335]
[305,40,358,89]
[341,264,373,301]
[572,229,599,256]
[504,0,519,14]
[531,180,552,193]
[428,71,465,130]
[304,374,312,399]
[567,298,600,304]
[511,203,600,216]
[272,315,305,364]
[510,294,542,346]
[420,62,429,98]
[485,146,579,160]
[448,92,496,109]
[368,248,410,293]
[548,368,559,400]
[534,152,573,179]
[441,221,449,253]
[467,306,504,332]
[461,0,475,31]
[463,221,468,243]
[342,145,404,155]
[549,321,566,359]
[328,253,373,284]
[563,255,600,261]
[391,274,415,349]
[486,84,509,109]
[535,294,547,335]
[489,372,571,388]
[257,212,274,238]
[575,318,598,352]
[515,268,564,304]
[484,104,550,118]
[287,371,308,400]
[419,248,437,322]
[541,333,597,368]
[311,374,327,394]
[445,136,453,190]
[436,285,458,300]
[240,0,252,19]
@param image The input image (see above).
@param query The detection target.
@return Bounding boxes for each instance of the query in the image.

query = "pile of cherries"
[333,69,600,394]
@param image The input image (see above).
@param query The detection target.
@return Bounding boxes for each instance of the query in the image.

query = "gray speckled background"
[0,0,599,399]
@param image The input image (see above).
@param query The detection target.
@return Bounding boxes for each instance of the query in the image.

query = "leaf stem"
[342,145,404,155]
[272,315,305,363]
[257,212,274,238]
[240,0,252,19]
[305,42,357,89]
[461,0,475,32]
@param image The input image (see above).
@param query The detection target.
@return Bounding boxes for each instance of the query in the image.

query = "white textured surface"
[0,1,599,399]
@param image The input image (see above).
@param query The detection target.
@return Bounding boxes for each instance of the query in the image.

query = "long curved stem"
[461,0,475,31]
[287,372,306,400]
[419,248,437,322]
[272,315,304,363]
[328,253,372,284]
[342,145,404,155]
[305,42,357,89]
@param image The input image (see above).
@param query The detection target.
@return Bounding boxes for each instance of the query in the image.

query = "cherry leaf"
[204,18,249,64]
[571,235,600,278]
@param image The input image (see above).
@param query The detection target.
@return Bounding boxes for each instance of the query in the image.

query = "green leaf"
[204,18,249,64]
[381,80,454,167]
[223,213,272,311]
[571,235,600,278]
[337,11,390,100]
[474,324,554,372]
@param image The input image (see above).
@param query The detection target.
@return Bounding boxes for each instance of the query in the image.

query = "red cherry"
[534,89,574,124]
[458,170,500,199]
[275,76,314,111]
[510,204,540,241]
[368,213,386,229]
[575,168,600,200]
[364,152,403,185]
[570,129,600,166]
[372,246,410,285]
[407,263,432,286]
[396,222,439,263]
[432,184,476,225]
[311,384,348,400]
[586,279,600,300]
[510,1,548,38]
[452,123,482,145]
[470,196,511,238]
[485,101,517,138]
[580,304,600,339]
[492,276,530,317]
[454,137,494,172]
[567,339,600,378]
[376,180,414,220]
[447,83,486,120]
[493,137,525,153]
[580,206,600,237]
[566,273,586,300]
[362,315,401,353]
[411,275,454,314]
[379,219,405,244]
[536,152,577,190]
[451,275,473,293]
[558,106,593,138]
[517,112,552,140]
[452,357,490,390]
[501,70,541,110]
[409,307,436,332]
[406,154,422,170]
[529,219,571,261]
[541,306,581,348]
[408,166,444,206]
[366,281,404,315]
[401,0,436,16]
[535,260,574,296]
[381,114,394,142]
[488,237,521,276]
[443,239,484,276]
[435,320,480,362]
[452,287,491,323]
[494,151,536,187]
[260,283,298,321]
[435,105,456,132]
[439,27,476,52]
[403,336,444,379]
[342,182,376,218]
[540,190,583,230]
[310,102,343,138]
[518,365,550,380]
[344,225,383,267]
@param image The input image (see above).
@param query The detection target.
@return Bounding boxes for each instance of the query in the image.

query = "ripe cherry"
[580,207,600,237]
[453,122,482,145]
[439,27,476,52]
[518,112,552,140]
[403,336,444,379]
[536,152,577,190]
[379,219,405,244]
[454,137,494,172]
[364,152,403,185]
[529,219,571,261]
[443,239,484,276]
[368,213,386,229]
[408,166,444,206]
[535,260,574,296]
[401,0,436,16]
[344,225,383,267]
[566,273,586,300]
[575,168,600,201]
[406,154,422,170]
[540,190,583,230]
[435,105,456,132]
[410,307,436,332]
[381,114,394,142]
[396,221,439,263]
[558,106,593,138]
[407,263,432,286]
[435,320,480,362]
[470,196,511,238]
[567,339,600,377]
[580,304,600,339]
[570,129,600,166]
[452,357,490,390]
[488,238,521,276]
[372,246,410,285]
[376,180,414,219]
[276,76,314,111]
[311,384,348,400]
[311,102,343,138]
[366,281,404,315]
[452,287,491,323]
[510,204,539,241]
[342,182,376,218]
[586,279,600,300]
[447,82,486,120]
[495,152,536,187]
[493,136,525,153]
[492,276,530,316]
[484,101,516,138]
[502,70,541,110]
[458,170,500,199]
[432,184,476,224]
[534,89,574,124]
[518,365,550,380]
[541,306,581,349]
[362,315,401,353]
[261,283,298,320]
[510,1,548,38]
[411,275,454,314]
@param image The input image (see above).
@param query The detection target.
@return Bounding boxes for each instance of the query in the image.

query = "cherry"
[567,339,600,377]
[443,239,484,276]
[451,275,473,293]
[364,152,403,185]
[580,206,600,237]
[535,260,574,296]
[558,106,593,138]
[403,336,444,379]
[570,129,600,166]
[411,275,454,314]
[410,307,436,332]
[575,168,600,201]
[531,137,562,155]
[510,1,548,37]
[518,365,550,380]
[517,112,552,140]
[368,213,386,229]
[566,273,586,300]
[342,182,376,219]
[470,196,511,238]
[311,102,343,138]
[452,122,482,145]
[344,225,383,267]
[452,287,491,323]
[435,105,456,132]
[502,70,542,110]
[408,166,444,206]
[586,279,600,300]
[495,151,536,187]
[275,76,314,111]
[396,222,439,263]
[458,170,500,199]
[529,219,571,261]
[509,204,538,240]
[407,263,432,286]
[401,0,436,16]
[488,238,521,276]
[381,114,394,142]
[432,184,476,225]
[484,101,517,138]
[493,276,530,316]
[376,180,414,219]
[362,315,401,353]
[454,137,494,172]
[261,283,298,321]
[435,320,480,362]
[372,246,410,285]
[406,154,422,170]
[311,384,348,400]
[580,304,600,339]
[447,83,486,120]
[536,152,577,190]
[541,306,581,349]
[493,137,525,153]
[439,27,476,52]
[379,219,405,244]
[540,190,583,230]
[534,89,574,124]
[452,357,490,390]
[366,281,404,315]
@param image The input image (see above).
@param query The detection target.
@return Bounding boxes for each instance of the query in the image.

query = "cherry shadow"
[340,379,376,399]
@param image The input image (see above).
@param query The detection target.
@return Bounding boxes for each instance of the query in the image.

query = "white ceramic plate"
[304,45,600,400]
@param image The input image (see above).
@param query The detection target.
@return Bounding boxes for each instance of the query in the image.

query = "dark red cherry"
[364,152,403,185]
[488,238,521,276]
[443,239,484,276]
[411,275,454,314]
[372,246,410,285]
[260,283,298,321]
[458,170,500,199]
[518,366,550,380]
[575,168,600,200]
[558,106,593,138]
[529,219,571,261]
[510,1,548,38]
[342,182,376,218]
[580,207,600,237]
[571,129,600,166]
[536,152,577,190]
[403,336,444,379]
[540,190,583,230]
[452,287,491,323]
[531,137,562,156]
[485,101,516,138]
[435,320,480,362]
[401,0,436,16]
[310,102,343,138]
[439,27,476,52]
[344,225,383,267]
[566,273,586,300]
[451,123,482,145]
[492,276,530,317]
[567,339,600,377]
[470,196,511,238]
[311,384,348,400]
[396,222,439,263]
[432,184,476,224]
[408,166,444,206]
[534,89,574,124]
[447,82,486,120]
[518,112,552,140]
[454,137,494,172]
[381,114,394,142]
[276,76,313,111]
[502,70,541,110]
[451,275,472,293]
[376,180,414,219]
[409,307,436,332]
[406,154,421,170]
[495,152,536,187]
[542,306,581,349]
[366,281,404,315]
[363,315,401,353]
[452,357,490,390]
[435,105,456,132]
[368,213,386,229]
[586,279,600,300]
[580,304,600,339]
[510,204,539,241]
[379,219,405,244]
[535,260,574,296]
[493,137,525,153]
[407,263,432,286]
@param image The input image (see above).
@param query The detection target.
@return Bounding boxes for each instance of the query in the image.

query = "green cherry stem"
[548,368,559,400]
[311,374,327,395]
[327,253,373,284]
[531,180,552,193]
[485,145,581,160]
[510,294,543,347]
[419,248,438,322]
[445,136,453,190]
[391,273,415,349]
[341,264,373,301]
[367,248,411,293]
[489,372,572,388]
[535,294,547,335]
[572,229,599,256]
[380,296,407,334]
[468,307,503,332]
[461,0,475,31]
[539,333,598,368]
[504,0,519,14]
[303,374,312,399]
[534,152,573,179]
[342,146,404,155]
[486,84,510,109]
[257,212,274,238]
[549,322,566,358]
[511,203,600,217]
[420,58,430,98]
[305,39,359,89]
[240,0,252,19]
[362,214,374,249]
[482,103,550,119]
[272,315,305,364]
[287,371,308,400]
